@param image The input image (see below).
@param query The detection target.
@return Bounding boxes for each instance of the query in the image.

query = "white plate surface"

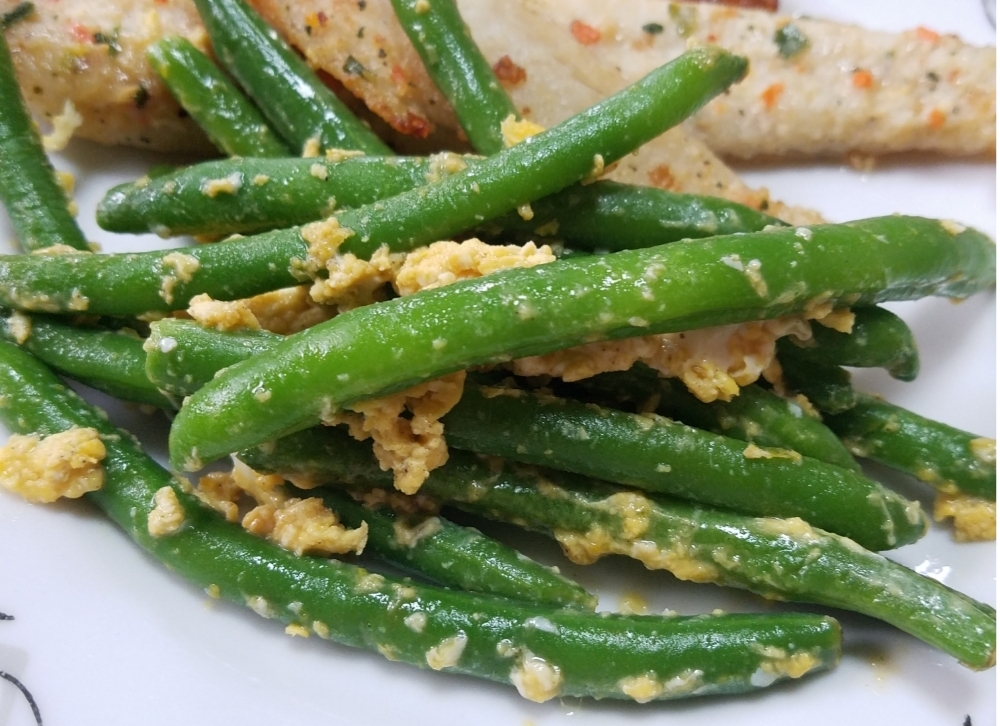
[0,1,995,724]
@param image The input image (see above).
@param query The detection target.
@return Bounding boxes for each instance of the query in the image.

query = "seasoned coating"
[531,0,996,159]
[1,0,214,154]
[246,0,460,140]
[455,0,821,224]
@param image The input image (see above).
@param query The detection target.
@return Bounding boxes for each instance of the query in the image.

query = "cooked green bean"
[147,320,273,397]
[145,321,911,548]
[390,0,518,154]
[0,341,841,702]
[442,383,923,551]
[147,37,290,158]
[824,393,995,500]
[777,340,858,413]
[0,309,172,409]
[0,30,89,252]
[555,364,860,471]
[97,156,780,246]
[473,180,785,252]
[167,216,995,472]
[192,0,391,155]
[241,427,996,670]
[0,233,300,316]
[97,156,450,237]
[781,306,920,381]
[318,486,596,609]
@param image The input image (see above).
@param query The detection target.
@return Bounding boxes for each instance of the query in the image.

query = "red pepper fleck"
[570,20,602,45]
[697,0,777,9]
[852,69,874,89]
[493,55,527,87]
[916,26,941,43]
[647,165,676,190]
[399,112,431,138]
[70,23,91,43]
[760,82,784,110]
[927,109,947,129]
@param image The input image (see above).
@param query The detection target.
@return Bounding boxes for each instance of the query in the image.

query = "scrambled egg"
[425,634,468,671]
[934,491,996,542]
[509,651,563,702]
[512,316,814,403]
[0,427,105,503]
[393,239,555,296]
[41,99,83,152]
[159,251,200,305]
[197,460,367,556]
[186,286,336,334]
[147,485,185,537]
[299,217,405,311]
[326,371,466,495]
[500,114,546,147]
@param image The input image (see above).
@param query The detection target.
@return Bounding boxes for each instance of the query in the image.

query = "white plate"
[0,1,995,724]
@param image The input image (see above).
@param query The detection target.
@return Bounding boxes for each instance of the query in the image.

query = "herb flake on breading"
[775,23,810,59]
[1,1,34,29]
[93,28,122,57]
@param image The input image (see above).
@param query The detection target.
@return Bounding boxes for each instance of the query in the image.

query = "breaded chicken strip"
[1,0,214,154]
[530,0,996,159]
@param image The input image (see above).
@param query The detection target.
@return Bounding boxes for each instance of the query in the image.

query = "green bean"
[0,30,88,252]
[473,180,785,252]
[0,233,299,316]
[0,309,173,409]
[554,364,860,471]
[443,383,923,551]
[148,321,274,397]
[777,340,858,414]
[390,0,517,154]
[147,37,290,158]
[240,428,996,670]
[316,486,596,609]
[0,341,841,702]
[781,306,920,381]
[96,155,781,247]
[824,393,995,501]
[167,216,995,472]
[97,156,465,237]
[145,320,912,549]
[192,0,392,155]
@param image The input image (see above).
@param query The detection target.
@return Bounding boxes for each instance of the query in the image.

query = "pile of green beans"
[239,426,996,670]
[0,0,994,711]
[0,341,842,700]
[167,216,994,471]
[139,317,924,551]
